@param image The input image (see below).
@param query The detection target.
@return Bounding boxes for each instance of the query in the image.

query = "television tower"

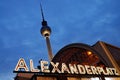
[40,3,53,61]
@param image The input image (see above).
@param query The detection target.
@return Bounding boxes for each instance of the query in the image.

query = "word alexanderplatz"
[14,58,119,76]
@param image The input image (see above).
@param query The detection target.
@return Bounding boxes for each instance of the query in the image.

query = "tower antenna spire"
[40,2,54,62]
[40,2,45,21]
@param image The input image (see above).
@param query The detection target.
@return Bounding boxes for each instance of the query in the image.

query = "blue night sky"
[0,0,120,80]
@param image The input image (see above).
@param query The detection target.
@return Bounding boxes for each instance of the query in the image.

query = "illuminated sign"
[14,58,119,76]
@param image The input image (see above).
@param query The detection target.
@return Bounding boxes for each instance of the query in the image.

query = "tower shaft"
[40,2,53,62]
[45,37,53,61]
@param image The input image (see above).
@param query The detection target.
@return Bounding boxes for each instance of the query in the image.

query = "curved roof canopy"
[52,43,109,67]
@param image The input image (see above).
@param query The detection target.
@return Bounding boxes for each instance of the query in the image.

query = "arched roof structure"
[52,43,109,67]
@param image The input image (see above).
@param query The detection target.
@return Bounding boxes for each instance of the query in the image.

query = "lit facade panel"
[37,77,57,80]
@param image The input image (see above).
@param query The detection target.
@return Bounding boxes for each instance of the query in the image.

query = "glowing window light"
[87,51,92,55]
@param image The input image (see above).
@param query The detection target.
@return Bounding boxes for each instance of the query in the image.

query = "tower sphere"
[40,24,51,37]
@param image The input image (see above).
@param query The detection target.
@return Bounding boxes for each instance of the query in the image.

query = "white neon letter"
[61,63,70,73]
[50,62,61,73]
[30,59,40,72]
[77,65,86,74]
[14,58,29,71]
[69,64,78,74]
[91,66,98,75]
[41,60,50,73]
[85,65,92,74]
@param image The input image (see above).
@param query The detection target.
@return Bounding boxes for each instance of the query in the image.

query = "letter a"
[14,58,29,71]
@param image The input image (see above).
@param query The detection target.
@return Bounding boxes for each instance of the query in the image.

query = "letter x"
[50,62,61,73]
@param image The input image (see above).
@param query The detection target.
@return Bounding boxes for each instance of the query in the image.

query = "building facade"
[14,41,120,80]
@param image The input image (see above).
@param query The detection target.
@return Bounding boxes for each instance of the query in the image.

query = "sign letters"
[14,58,120,76]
